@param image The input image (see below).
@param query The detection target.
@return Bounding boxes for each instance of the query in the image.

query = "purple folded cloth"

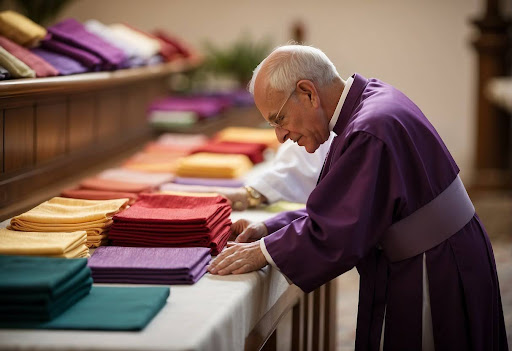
[148,96,232,119]
[31,47,88,75]
[88,246,211,284]
[47,19,126,70]
[41,38,102,70]
[173,176,244,188]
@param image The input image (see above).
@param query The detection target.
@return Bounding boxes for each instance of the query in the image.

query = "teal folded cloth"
[0,286,170,330]
[0,255,91,321]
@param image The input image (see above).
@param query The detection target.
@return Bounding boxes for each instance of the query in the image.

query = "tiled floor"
[335,238,512,350]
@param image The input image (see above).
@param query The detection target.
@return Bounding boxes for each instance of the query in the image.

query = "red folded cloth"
[79,177,155,194]
[0,35,58,77]
[190,141,267,164]
[61,188,138,205]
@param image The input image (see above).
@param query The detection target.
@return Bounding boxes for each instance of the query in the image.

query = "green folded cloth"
[0,286,170,330]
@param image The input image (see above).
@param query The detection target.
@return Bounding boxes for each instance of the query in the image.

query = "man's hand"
[208,241,267,275]
[229,219,268,243]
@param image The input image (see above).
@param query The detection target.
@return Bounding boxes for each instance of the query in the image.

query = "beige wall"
[61,0,483,178]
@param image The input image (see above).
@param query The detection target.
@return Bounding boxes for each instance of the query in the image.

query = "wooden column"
[471,0,512,189]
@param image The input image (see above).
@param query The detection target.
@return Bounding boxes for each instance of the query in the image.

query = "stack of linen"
[122,151,187,173]
[214,127,280,149]
[0,228,89,258]
[175,152,253,179]
[149,133,208,152]
[88,246,210,284]
[190,140,267,164]
[109,193,231,255]
[9,197,129,248]
[0,255,92,323]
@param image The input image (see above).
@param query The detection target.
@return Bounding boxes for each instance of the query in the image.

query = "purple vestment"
[263,74,508,350]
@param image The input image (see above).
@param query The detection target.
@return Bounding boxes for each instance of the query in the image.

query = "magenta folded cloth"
[47,19,125,70]
[31,47,88,75]
[173,176,244,188]
[41,38,102,70]
[88,246,210,284]
[0,36,58,77]
[148,96,232,119]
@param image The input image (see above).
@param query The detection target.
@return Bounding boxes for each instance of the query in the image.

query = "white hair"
[248,44,340,95]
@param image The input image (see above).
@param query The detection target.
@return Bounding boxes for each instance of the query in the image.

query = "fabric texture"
[78,177,155,194]
[214,127,280,149]
[190,141,267,164]
[0,35,58,77]
[0,45,35,78]
[0,286,169,330]
[60,188,138,205]
[88,246,210,284]
[172,176,244,188]
[0,228,88,258]
[175,152,253,179]
[97,168,173,186]
[41,38,102,69]
[262,74,508,350]
[0,11,46,46]
[30,47,88,75]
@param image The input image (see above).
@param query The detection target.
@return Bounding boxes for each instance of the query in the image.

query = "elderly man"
[208,45,507,350]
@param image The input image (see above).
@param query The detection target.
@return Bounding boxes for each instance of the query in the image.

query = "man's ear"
[296,80,319,107]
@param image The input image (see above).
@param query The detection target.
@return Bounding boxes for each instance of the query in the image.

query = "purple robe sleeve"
[264,208,308,233]
[264,132,401,292]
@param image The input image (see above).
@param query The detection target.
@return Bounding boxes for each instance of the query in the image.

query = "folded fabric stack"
[88,246,211,284]
[190,140,267,164]
[0,255,92,323]
[0,10,46,47]
[97,168,174,185]
[42,18,126,71]
[175,152,253,179]
[172,176,244,188]
[122,151,187,173]
[9,197,129,248]
[147,96,232,129]
[0,228,89,258]
[159,182,235,194]
[214,126,280,149]
[30,47,88,75]
[144,133,208,155]
[109,193,232,255]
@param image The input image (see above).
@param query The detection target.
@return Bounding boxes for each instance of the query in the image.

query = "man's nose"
[275,127,289,143]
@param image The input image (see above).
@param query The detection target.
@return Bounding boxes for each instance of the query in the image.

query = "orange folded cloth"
[122,152,184,173]
[214,127,279,149]
[61,188,138,205]
[78,177,155,194]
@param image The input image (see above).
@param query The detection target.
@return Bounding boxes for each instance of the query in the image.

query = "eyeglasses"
[268,90,294,128]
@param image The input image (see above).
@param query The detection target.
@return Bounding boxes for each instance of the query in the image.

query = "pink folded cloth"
[0,35,58,77]
[78,177,155,194]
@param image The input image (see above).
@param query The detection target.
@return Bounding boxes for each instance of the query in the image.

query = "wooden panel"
[123,85,148,130]
[69,95,95,151]
[97,90,122,139]
[35,102,67,164]
[0,110,3,174]
[4,106,34,173]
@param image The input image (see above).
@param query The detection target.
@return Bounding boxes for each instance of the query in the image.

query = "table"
[0,210,337,351]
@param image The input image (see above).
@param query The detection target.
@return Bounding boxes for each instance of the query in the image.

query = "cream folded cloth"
[0,10,47,47]
[0,228,89,258]
[10,197,129,248]
[175,152,253,179]
[215,127,279,149]
[0,45,35,78]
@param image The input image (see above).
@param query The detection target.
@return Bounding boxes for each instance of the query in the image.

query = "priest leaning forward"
[208,45,508,350]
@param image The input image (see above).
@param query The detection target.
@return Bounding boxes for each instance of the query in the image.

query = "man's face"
[254,79,330,153]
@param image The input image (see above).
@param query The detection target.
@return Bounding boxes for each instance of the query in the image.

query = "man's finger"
[231,264,253,274]
[217,259,246,275]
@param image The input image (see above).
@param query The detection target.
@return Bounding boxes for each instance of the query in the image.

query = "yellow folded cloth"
[0,11,47,46]
[175,152,253,179]
[0,45,35,78]
[215,127,279,149]
[0,228,89,258]
[10,197,129,248]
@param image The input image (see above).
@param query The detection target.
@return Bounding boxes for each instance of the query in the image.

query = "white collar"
[329,76,354,131]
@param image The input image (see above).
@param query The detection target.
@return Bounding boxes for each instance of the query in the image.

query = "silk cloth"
[262,74,508,350]
[88,246,210,284]
[47,18,125,70]
[0,36,58,77]
[214,127,279,149]
[109,193,231,255]
[190,141,267,164]
[30,47,88,75]
[0,10,46,46]
[0,228,88,258]
[0,45,34,78]
[108,23,161,60]
[0,255,92,322]
[10,197,129,248]
[1,286,169,331]
[175,152,253,179]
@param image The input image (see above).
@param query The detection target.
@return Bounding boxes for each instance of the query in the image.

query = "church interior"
[0,0,510,349]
